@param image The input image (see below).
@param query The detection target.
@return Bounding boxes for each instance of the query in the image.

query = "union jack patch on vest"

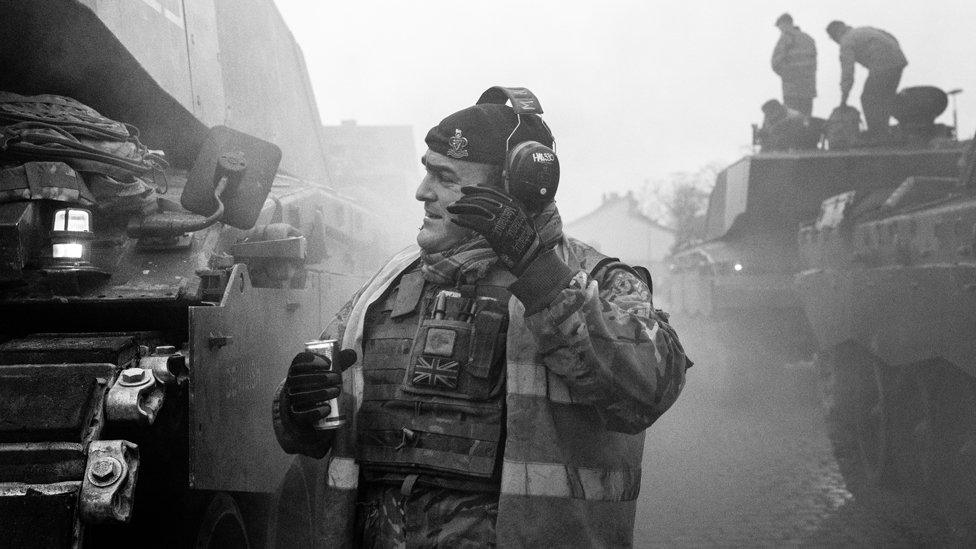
[413,356,459,389]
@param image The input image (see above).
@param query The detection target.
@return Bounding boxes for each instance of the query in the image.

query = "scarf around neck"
[419,201,564,285]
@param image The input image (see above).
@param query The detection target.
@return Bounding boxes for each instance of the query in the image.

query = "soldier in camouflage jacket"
[273,90,691,547]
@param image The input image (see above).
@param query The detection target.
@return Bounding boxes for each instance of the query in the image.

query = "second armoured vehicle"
[665,89,964,394]
[795,103,976,538]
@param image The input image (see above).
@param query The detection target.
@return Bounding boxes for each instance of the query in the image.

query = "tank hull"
[662,148,967,374]
[794,144,976,541]
[797,263,976,378]
[0,174,389,546]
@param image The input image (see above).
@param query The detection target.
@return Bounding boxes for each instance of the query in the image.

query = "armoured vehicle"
[0,1,398,547]
[665,91,963,392]
[795,105,976,536]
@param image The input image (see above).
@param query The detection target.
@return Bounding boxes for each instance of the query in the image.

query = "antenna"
[947,88,963,138]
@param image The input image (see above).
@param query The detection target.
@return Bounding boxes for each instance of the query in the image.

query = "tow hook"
[105,367,165,425]
[79,440,140,524]
[106,347,184,425]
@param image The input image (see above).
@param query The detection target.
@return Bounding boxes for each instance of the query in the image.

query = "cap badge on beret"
[447,129,469,159]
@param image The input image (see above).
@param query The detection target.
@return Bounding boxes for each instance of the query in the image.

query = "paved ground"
[633,335,958,548]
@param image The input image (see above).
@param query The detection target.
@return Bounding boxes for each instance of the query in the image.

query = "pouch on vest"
[402,292,506,401]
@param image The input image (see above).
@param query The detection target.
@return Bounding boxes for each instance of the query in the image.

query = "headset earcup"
[505,141,560,208]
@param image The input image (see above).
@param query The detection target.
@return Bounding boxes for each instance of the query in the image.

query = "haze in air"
[274,0,976,222]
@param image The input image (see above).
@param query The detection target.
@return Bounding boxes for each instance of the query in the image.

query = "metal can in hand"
[303,339,347,430]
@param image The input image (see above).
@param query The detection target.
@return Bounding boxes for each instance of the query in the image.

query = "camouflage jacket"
[839,26,908,95]
[771,25,817,99]
[273,237,690,547]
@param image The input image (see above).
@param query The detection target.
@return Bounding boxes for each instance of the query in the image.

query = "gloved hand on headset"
[447,185,543,276]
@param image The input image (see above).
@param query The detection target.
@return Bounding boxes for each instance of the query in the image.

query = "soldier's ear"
[467,163,505,192]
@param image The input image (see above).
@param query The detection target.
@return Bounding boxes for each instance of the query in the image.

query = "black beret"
[425,103,554,166]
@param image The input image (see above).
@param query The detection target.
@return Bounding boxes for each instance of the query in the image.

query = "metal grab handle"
[208,332,233,349]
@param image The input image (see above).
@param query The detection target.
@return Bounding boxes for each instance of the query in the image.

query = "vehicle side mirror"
[181,126,282,230]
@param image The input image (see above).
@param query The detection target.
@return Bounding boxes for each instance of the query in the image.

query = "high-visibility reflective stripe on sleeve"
[577,466,639,500]
[507,361,573,403]
[501,459,640,501]
[501,459,570,497]
[506,296,575,403]
[326,457,359,489]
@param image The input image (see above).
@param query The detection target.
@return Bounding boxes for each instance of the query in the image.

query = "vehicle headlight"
[54,208,91,232]
[49,207,93,264]
[52,243,85,259]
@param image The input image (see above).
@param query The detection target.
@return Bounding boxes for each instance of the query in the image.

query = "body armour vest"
[355,262,511,491]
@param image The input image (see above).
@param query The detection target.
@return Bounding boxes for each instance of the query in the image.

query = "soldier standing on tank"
[771,13,817,116]
[272,87,690,547]
[826,20,908,139]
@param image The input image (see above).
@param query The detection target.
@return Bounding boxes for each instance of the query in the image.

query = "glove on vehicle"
[446,185,543,276]
[284,349,357,427]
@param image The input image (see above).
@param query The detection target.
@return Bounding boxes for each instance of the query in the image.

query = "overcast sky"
[274,0,976,222]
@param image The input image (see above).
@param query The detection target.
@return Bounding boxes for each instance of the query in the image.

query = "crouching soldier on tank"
[272,87,691,547]
[757,98,823,152]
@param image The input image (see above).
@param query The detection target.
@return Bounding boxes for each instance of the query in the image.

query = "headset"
[476,86,560,211]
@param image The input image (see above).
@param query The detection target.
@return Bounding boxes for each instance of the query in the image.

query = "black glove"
[446,186,543,275]
[284,349,357,427]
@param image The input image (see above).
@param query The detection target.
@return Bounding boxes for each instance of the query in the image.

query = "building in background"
[321,120,417,194]
[566,191,675,270]
[321,120,419,246]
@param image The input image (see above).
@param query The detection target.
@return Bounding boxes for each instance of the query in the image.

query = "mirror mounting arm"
[197,151,247,227]
[127,152,247,239]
